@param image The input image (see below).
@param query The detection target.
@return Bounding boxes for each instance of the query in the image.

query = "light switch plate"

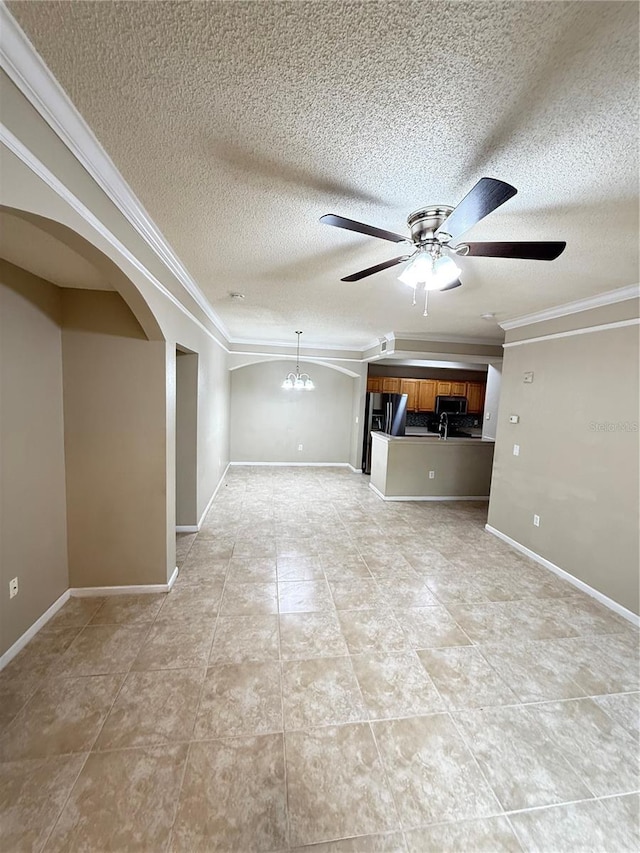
[509,415,519,424]
[513,444,520,456]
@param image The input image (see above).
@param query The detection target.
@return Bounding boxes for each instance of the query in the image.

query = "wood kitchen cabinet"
[465,381,486,414]
[367,376,382,392]
[400,379,420,411]
[417,380,437,412]
[451,381,466,396]
[381,377,402,393]
[436,381,452,396]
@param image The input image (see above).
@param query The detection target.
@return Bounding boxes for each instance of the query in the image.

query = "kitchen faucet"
[439,411,449,440]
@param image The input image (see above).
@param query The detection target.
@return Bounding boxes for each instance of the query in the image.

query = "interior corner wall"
[62,289,168,587]
[230,360,353,464]
[487,319,640,615]
[196,336,230,521]
[176,351,198,526]
[0,262,69,655]
[482,363,503,440]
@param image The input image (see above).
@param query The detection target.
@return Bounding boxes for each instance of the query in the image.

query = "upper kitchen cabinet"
[466,381,486,414]
[451,381,467,396]
[381,377,402,393]
[417,380,437,412]
[367,376,382,392]
[400,379,420,411]
[436,381,451,396]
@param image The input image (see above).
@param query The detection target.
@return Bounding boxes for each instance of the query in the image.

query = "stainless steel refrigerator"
[361,392,408,474]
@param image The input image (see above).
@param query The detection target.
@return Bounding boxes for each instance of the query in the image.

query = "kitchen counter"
[404,427,485,439]
[370,431,495,500]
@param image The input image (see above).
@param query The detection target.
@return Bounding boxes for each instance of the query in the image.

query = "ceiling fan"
[320,177,566,314]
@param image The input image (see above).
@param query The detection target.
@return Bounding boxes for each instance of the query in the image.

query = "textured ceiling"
[8,0,639,347]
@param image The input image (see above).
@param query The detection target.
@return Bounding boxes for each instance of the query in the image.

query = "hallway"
[1,467,638,851]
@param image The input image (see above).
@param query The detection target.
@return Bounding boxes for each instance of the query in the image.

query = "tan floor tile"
[396,606,471,649]
[220,582,278,616]
[95,668,206,750]
[171,734,287,852]
[132,621,215,670]
[509,799,638,853]
[277,555,325,581]
[525,697,640,796]
[541,636,639,695]
[194,661,282,738]
[329,580,386,611]
[417,646,519,709]
[278,580,335,613]
[279,612,348,659]
[175,532,196,565]
[46,745,188,852]
[321,556,372,579]
[422,573,488,604]
[210,615,280,663]
[290,832,405,852]
[89,593,166,624]
[447,601,577,644]
[0,674,123,761]
[374,578,438,608]
[477,639,586,703]
[156,586,223,621]
[338,610,408,654]
[286,724,398,847]
[187,538,234,562]
[233,539,277,558]
[405,816,522,852]
[49,597,105,629]
[282,657,365,729]
[226,556,277,583]
[548,594,635,636]
[352,651,444,719]
[0,754,86,852]
[173,560,229,590]
[52,625,151,676]
[595,692,640,741]
[373,714,500,828]
[455,705,591,810]
[0,627,81,729]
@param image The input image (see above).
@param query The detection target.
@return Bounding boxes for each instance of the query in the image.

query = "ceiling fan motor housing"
[407,206,453,245]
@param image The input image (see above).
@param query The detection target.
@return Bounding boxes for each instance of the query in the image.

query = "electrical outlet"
[9,577,18,599]
[513,444,520,456]
[355,416,359,424]
[428,470,435,479]
[533,514,540,527]
[298,444,303,451]
[509,415,519,424]
[485,412,491,420]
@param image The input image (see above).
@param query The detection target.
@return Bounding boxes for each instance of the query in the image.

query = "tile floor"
[1,466,639,852]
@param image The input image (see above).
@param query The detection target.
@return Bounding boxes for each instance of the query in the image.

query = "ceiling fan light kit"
[282,331,314,391]
[320,177,567,318]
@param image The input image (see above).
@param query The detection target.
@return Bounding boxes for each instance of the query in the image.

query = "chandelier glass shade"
[282,331,314,390]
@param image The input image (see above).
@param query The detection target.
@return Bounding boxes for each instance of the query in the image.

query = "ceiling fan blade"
[438,178,517,240]
[341,255,412,282]
[321,214,408,244]
[439,278,463,291]
[463,241,566,260]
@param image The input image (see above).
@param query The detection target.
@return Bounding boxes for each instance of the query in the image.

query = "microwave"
[435,395,468,415]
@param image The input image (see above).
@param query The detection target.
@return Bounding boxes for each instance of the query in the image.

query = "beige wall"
[488,313,640,614]
[230,360,354,463]
[62,290,169,587]
[1,262,69,655]
[176,351,198,526]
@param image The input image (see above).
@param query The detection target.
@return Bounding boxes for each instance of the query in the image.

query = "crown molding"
[0,2,231,341]
[391,330,504,346]
[500,285,640,331]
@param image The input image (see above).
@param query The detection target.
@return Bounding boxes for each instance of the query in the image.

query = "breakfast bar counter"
[370,431,495,501]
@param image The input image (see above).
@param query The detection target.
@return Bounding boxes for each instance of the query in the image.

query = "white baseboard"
[70,566,179,597]
[485,524,640,627]
[370,483,489,502]
[229,461,352,467]
[0,588,70,671]
[347,463,363,473]
[176,525,199,533]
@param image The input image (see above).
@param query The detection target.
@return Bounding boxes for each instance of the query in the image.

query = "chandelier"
[282,331,314,390]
